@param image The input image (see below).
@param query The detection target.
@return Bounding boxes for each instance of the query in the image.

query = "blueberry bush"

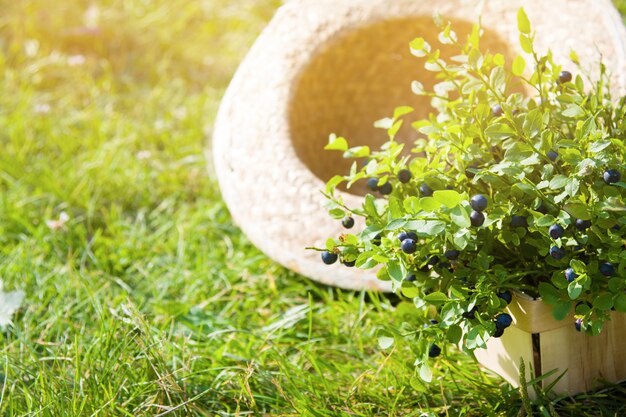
[318,9,626,382]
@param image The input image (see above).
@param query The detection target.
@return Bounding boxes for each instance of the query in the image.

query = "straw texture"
[212,0,626,290]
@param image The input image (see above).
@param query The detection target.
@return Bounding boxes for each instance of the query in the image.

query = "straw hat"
[212,0,626,291]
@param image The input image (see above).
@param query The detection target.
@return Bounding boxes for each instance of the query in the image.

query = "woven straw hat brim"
[212,0,626,291]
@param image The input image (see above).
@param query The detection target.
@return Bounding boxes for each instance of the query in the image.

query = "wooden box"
[474,292,626,396]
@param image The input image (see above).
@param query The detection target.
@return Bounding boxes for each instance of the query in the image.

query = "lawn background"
[1,1,626,415]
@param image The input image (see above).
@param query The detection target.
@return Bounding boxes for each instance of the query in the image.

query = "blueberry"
[405,274,416,282]
[378,182,393,195]
[397,231,418,242]
[611,224,621,231]
[367,178,379,191]
[427,255,439,266]
[558,70,572,84]
[600,262,615,276]
[372,233,382,246]
[491,104,503,117]
[401,238,417,254]
[495,313,513,329]
[497,290,513,305]
[575,318,583,332]
[428,344,442,358]
[493,326,505,338]
[604,169,621,184]
[397,169,412,183]
[549,224,565,239]
[462,306,477,319]
[575,219,591,231]
[550,246,566,260]
[321,251,338,265]
[470,194,488,212]
[470,210,485,227]
[547,150,558,161]
[510,215,528,228]
[564,267,577,283]
[444,249,460,260]
[341,216,354,229]
[419,183,433,197]
[429,319,439,325]
[342,259,356,267]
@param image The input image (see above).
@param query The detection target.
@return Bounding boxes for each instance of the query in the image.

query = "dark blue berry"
[612,224,621,231]
[367,178,379,191]
[427,255,439,266]
[397,231,418,242]
[462,306,477,319]
[510,215,528,228]
[405,274,416,282]
[575,219,591,231]
[428,344,441,358]
[401,239,417,254]
[558,70,572,84]
[600,262,615,276]
[491,104,503,117]
[565,267,577,283]
[547,150,558,161]
[575,318,583,332]
[497,290,513,305]
[429,319,439,325]
[397,169,412,183]
[549,224,565,239]
[444,249,460,260]
[321,251,338,265]
[342,259,356,267]
[341,216,354,229]
[470,194,488,212]
[495,313,513,329]
[470,210,485,227]
[419,183,433,197]
[378,182,393,195]
[493,326,505,338]
[550,246,566,260]
[372,233,382,246]
[604,169,621,184]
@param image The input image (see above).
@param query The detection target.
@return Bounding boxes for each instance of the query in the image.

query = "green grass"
[1,1,626,415]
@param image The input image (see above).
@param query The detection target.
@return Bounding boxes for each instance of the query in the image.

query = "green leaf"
[401,284,419,298]
[485,123,515,140]
[614,293,626,313]
[446,325,462,344]
[387,261,404,282]
[343,146,370,158]
[593,293,614,310]
[324,134,348,151]
[563,202,591,220]
[410,37,430,57]
[562,104,585,118]
[538,282,559,304]
[512,55,526,76]
[519,34,533,54]
[424,292,448,303]
[567,281,583,299]
[552,300,571,321]
[378,336,394,349]
[549,175,568,190]
[419,362,433,383]
[565,178,580,197]
[450,205,471,228]
[523,108,542,137]
[433,190,462,208]
[517,8,531,34]
[608,277,624,293]
[325,175,344,194]
[393,106,414,120]
[420,197,439,212]
[588,140,611,153]
[535,214,555,227]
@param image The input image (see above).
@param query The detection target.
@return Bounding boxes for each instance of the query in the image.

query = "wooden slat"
[506,291,575,334]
